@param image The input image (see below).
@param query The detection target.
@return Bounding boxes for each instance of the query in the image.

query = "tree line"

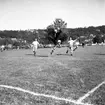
[0,20,105,46]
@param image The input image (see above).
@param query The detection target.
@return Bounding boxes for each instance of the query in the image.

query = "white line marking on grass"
[77,80,105,103]
[0,85,92,105]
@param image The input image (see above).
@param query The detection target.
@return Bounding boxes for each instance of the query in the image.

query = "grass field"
[0,45,105,105]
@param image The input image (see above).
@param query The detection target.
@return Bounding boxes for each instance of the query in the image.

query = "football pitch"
[0,45,105,105]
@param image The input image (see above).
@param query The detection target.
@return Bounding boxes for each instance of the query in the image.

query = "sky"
[0,0,105,30]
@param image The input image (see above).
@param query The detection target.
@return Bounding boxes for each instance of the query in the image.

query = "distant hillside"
[0,25,105,44]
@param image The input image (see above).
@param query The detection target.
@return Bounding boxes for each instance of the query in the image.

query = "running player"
[58,40,61,48]
[1,45,5,52]
[66,37,79,56]
[50,29,62,55]
[32,39,39,56]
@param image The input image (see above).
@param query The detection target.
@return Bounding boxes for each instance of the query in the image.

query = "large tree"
[46,18,68,45]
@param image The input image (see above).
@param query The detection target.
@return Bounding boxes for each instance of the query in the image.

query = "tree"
[46,18,67,45]
[93,35,102,44]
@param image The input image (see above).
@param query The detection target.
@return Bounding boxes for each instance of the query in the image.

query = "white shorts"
[33,46,37,52]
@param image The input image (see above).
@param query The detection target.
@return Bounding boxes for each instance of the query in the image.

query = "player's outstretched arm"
[74,37,79,42]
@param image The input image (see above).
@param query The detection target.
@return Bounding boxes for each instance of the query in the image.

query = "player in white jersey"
[1,45,5,52]
[32,39,39,56]
[58,40,61,48]
[66,37,79,56]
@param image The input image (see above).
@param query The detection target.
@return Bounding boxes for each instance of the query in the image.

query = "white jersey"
[75,41,79,46]
[32,41,39,51]
[68,40,75,47]
[58,40,61,43]
[1,45,5,49]
[32,41,39,48]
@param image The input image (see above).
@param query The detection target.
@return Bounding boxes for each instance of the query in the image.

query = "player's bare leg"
[70,47,73,56]
[73,46,78,51]
[66,50,68,54]
[50,46,56,55]
[66,47,70,54]
[33,51,36,56]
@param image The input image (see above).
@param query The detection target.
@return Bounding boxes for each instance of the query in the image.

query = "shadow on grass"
[26,53,71,57]
[25,54,49,57]
[94,53,105,55]
[56,53,70,56]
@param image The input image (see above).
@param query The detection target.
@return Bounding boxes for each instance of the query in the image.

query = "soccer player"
[32,38,39,56]
[1,45,5,52]
[50,29,62,55]
[66,37,79,56]
[58,40,61,48]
